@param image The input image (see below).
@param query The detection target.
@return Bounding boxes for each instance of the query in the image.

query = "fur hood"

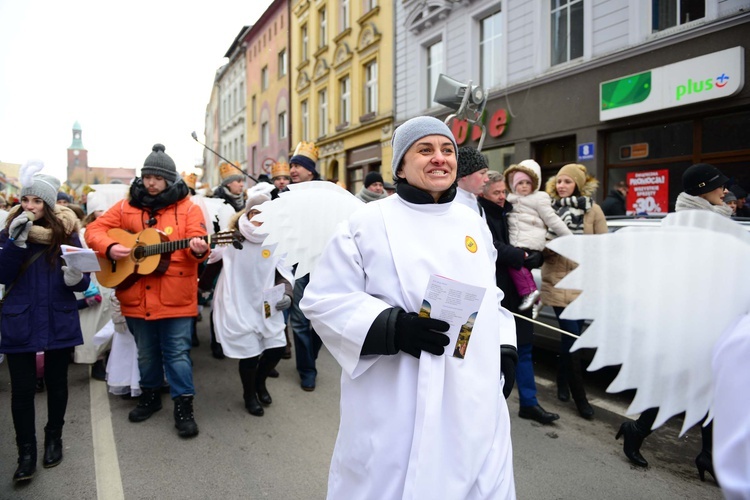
[504,160,541,193]
[544,171,600,200]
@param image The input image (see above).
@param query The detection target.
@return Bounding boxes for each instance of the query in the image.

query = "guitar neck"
[141,235,209,257]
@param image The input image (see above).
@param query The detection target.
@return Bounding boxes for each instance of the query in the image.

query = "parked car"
[530,215,750,352]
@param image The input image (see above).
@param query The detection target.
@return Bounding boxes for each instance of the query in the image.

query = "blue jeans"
[127,317,194,399]
[516,343,538,407]
[290,274,322,387]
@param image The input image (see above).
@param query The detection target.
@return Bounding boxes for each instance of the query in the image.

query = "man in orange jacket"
[86,144,209,438]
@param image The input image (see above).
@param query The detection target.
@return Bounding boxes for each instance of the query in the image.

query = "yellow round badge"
[261,249,271,259]
[465,236,477,253]
[164,227,174,235]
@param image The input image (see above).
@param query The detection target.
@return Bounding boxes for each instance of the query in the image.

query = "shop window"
[484,145,515,173]
[702,111,750,155]
[652,0,705,32]
[533,135,576,180]
[347,165,365,194]
[606,121,692,164]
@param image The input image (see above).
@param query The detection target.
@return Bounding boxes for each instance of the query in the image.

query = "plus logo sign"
[715,73,730,88]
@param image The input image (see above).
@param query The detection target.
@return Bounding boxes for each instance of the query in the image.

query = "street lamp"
[434,74,489,151]
[191,131,259,183]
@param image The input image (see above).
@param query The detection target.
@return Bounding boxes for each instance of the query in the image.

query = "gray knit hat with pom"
[391,116,457,178]
[142,144,177,183]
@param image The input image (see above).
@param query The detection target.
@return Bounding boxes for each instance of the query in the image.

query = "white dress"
[212,216,294,359]
[301,194,517,500]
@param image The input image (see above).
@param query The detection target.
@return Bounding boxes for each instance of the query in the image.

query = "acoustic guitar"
[96,227,239,289]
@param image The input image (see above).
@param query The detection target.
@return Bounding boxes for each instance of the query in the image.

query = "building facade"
[246,0,292,179]
[65,122,134,190]
[202,80,222,189]
[396,0,750,212]
[290,0,394,192]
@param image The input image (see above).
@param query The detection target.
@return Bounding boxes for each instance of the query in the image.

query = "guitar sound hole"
[133,246,145,260]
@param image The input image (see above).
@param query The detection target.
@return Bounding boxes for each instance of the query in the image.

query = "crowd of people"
[1,119,747,495]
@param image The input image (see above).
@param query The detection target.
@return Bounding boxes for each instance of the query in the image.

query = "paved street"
[0,312,723,499]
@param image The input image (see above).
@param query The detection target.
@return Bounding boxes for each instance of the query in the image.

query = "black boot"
[128,388,162,422]
[42,428,63,468]
[696,421,717,483]
[239,358,264,416]
[91,359,107,381]
[616,420,649,467]
[256,348,284,406]
[173,396,199,438]
[568,352,594,419]
[13,442,36,483]
[556,373,570,402]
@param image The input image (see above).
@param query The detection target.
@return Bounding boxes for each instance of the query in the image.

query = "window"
[340,0,350,31]
[252,146,257,171]
[278,49,287,77]
[278,111,287,139]
[239,82,245,107]
[319,8,327,48]
[261,66,269,91]
[364,61,378,115]
[426,41,443,108]
[301,24,309,61]
[251,95,257,124]
[480,10,502,88]
[301,99,309,141]
[550,0,583,66]
[364,0,377,11]
[652,0,705,32]
[240,134,245,161]
[318,89,328,136]
[261,121,270,147]
[339,76,351,124]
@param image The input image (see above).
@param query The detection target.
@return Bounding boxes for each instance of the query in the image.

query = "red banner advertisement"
[626,169,669,215]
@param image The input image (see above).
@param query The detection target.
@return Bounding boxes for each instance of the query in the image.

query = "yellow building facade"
[290,0,393,192]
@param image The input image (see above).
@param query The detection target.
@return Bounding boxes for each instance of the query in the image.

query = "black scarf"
[395,179,457,204]
[129,178,189,213]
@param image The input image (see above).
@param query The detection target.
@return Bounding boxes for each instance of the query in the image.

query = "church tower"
[67,121,89,183]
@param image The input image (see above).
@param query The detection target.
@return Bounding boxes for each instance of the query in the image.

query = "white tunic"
[212,217,294,359]
[712,313,750,499]
[301,194,516,500]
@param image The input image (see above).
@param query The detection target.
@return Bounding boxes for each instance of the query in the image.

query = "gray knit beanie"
[142,144,177,183]
[21,173,61,208]
[391,116,457,178]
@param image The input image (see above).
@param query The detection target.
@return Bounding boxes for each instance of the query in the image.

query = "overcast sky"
[0,0,271,182]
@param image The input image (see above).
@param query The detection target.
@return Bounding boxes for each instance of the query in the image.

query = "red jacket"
[85,196,208,320]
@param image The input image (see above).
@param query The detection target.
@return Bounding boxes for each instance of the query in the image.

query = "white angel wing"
[547,211,750,435]
[253,182,365,277]
[246,182,275,198]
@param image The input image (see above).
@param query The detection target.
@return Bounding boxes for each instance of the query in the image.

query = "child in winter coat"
[503,160,572,310]
[210,190,294,416]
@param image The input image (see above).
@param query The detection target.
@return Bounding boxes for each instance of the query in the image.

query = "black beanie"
[364,171,384,188]
[682,163,728,196]
[142,144,178,183]
[457,147,488,179]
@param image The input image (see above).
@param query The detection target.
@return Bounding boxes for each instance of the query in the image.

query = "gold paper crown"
[219,162,244,181]
[181,171,197,189]
[292,141,319,162]
[271,162,291,179]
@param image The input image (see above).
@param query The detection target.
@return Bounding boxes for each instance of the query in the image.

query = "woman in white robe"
[211,194,294,416]
[301,116,517,499]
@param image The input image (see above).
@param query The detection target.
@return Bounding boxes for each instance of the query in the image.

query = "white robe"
[712,312,750,499]
[301,194,516,500]
[212,216,294,359]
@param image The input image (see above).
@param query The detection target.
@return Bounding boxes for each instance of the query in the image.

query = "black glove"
[500,345,518,399]
[394,311,450,359]
[522,250,544,270]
